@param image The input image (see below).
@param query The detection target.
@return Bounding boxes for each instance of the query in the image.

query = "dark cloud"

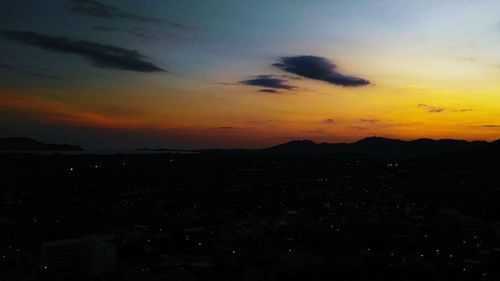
[323,118,335,124]
[70,0,162,23]
[452,108,474,112]
[273,56,370,87]
[259,89,280,94]
[24,72,62,80]
[71,0,195,31]
[1,31,164,72]
[247,119,278,123]
[360,119,380,123]
[239,75,296,90]
[418,104,473,113]
[212,127,248,130]
[383,122,422,128]
[472,124,500,128]
[418,104,444,113]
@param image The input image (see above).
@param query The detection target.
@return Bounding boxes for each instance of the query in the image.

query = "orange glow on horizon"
[1,80,500,149]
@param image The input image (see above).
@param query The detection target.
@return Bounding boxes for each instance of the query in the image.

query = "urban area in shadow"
[1,137,500,280]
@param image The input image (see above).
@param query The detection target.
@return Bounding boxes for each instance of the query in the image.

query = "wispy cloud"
[259,89,280,94]
[360,118,380,123]
[0,90,146,129]
[470,124,500,128]
[273,55,370,87]
[69,0,162,23]
[451,108,474,112]
[70,0,195,31]
[212,126,250,130]
[351,126,368,130]
[0,63,62,80]
[418,104,473,113]
[418,104,445,113]
[382,122,422,128]
[1,31,164,72]
[92,23,197,42]
[92,25,157,41]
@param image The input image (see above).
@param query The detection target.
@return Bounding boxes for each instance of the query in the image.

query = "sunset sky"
[1,0,500,148]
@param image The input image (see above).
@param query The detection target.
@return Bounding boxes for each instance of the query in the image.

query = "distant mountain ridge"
[0,137,83,151]
[260,137,495,156]
[144,136,500,157]
[4,136,496,156]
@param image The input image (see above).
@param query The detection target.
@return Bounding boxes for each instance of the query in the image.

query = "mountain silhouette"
[262,137,493,156]
[0,137,83,151]
[264,140,329,154]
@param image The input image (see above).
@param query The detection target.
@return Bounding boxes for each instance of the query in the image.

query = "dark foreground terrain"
[1,149,500,280]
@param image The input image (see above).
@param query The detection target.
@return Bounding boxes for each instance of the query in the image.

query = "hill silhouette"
[261,137,492,157]
[0,137,83,151]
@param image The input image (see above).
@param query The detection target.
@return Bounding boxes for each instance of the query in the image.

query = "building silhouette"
[41,236,116,279]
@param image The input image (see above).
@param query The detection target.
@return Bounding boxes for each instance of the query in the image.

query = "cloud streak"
[0,90,148,129]
[239,75,296,91]
[259,89,280,94]
[71,1,195,31]
[0,63,63,80]
[360,118,380,123]
[418,104,473,113]
[93,25,157,41]
[273,56,370,87]
[70,0,161,23]
[418,104,444,113]
[1,31,164,72]
[471,124,500,128]
[212,126,250,130]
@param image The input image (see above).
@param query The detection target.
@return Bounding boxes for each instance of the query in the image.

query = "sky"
[1,0,500,149]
